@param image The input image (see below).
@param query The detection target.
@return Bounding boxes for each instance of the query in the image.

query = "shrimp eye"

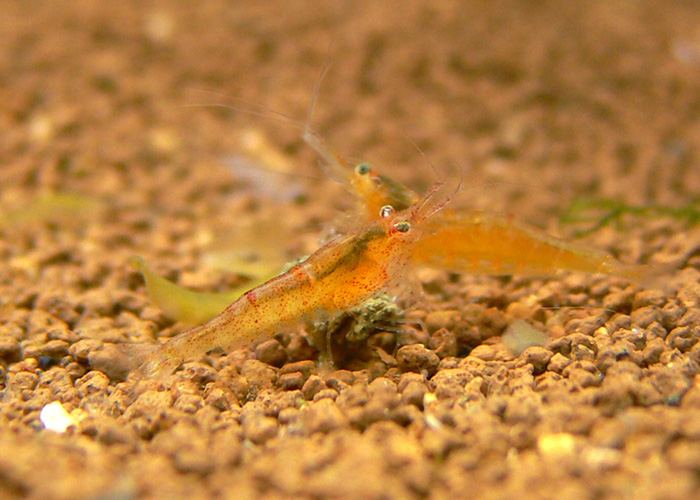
[356,163,372,175]
[393,221,411,233]
[380,205,395,218]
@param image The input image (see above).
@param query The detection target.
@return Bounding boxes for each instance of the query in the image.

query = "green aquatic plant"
[560,197,700,237]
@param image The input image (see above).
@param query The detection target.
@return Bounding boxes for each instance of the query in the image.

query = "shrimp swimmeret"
[139,180,456,378]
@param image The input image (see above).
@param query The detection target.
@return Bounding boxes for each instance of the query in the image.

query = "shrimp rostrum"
[139,180,456,378]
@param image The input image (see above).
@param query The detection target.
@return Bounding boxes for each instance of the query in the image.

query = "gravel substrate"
[2,2,700,499]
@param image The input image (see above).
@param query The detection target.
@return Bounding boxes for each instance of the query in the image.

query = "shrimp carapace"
[138,181,456,378]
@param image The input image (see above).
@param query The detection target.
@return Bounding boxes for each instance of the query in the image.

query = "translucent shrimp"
[303,118,670,285]
[300,64,671,284]
[156,73,666,338]
[0,192,104,229]
[411,209,669,284]
[129,256,277,325]
[138,180,456,378]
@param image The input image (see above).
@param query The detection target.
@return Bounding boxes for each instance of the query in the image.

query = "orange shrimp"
[139,75,663,336]
[303,118,669,284]
[411,209,666,283]
[138,180,456,378]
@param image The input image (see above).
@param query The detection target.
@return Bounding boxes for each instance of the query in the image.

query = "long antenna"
[301,43,355,186]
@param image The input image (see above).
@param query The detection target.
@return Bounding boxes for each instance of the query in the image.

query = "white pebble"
[40,401,76,433]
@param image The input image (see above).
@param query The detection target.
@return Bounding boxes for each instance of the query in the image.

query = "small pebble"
[241,359,277,392]
[538,433,577,460]
[87,344,132,382]
[595,340,642,373]
[279,360,315,380]
[254,339,287,367]
[424,310,461,331]
[401,381,427,408]
[278,371,305,391]
[667,327,699,352]
[243,416,278,445]
[325,370,355,390]
[40,401,77,433]
[312,388,338,402]
[431,328,458,358]
[69,339,103,364]
[396,344,440,376]
[678,309,700,329]
[547,353,572,374]
[301,375,326,400]
[0,336,21,362]
[336,383,369,408]
[300,398,348,434]
[630,306,662,329]
[523,346,552,374]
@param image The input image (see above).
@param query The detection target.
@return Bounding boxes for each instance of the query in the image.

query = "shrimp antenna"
[406,139,464,217]
[184,78,339,152]
[305,49,333,141]
[300,42,356,186]
[409,178,462,225]
[182,90,304,131]
[409,138,442,181]
[182,95,327,183]
[184,47,353,187]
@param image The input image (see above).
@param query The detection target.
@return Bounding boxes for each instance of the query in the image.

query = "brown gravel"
[2,1,700,499]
